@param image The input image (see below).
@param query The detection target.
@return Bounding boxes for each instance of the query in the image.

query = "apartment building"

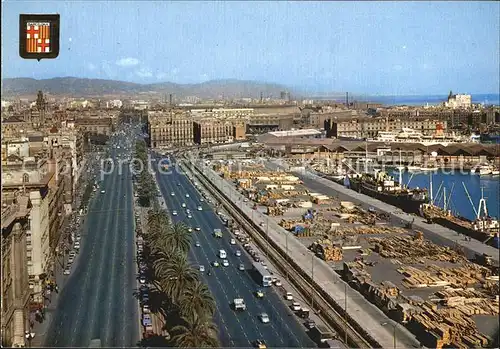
[148,111,194,148]
[2,158,52,307]
[325,118,447,138]
[193,119,234,144]
[1,195,31,347]
[75,117,114,136]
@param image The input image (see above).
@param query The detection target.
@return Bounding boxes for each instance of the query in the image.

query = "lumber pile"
[309,239,343,261]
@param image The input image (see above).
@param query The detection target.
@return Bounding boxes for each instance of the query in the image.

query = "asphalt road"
[45,136,139,347]
[154,156,316,348]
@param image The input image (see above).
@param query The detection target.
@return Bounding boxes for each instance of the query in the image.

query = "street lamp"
[25,331,35,347]
[381,322,397,349]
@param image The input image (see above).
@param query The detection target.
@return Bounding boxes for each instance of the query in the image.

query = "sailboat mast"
[443,186,447,212]
[462,182,479,218]
[399,148,403,186]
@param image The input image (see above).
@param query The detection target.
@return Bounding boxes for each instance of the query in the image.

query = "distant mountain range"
[1,77,304,99]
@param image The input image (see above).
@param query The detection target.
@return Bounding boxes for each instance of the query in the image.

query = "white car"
[222,260,229,267]
[199,265,205,272]
[259,313,270,323]
[63,269,71,275]
[235,250,241,257]
[181,203,186,208]
[74,243,80,250]
[230,239,236,245]
[200,198,205,202]
[274,280,282,287]
[100,190,105,194]
[197,206,202,211]
[186,194,190,198]
[188,228,193,232]
[244,198,249,202]
[171,192,175,196]
[187,214,192,219]
[195,241,200,247]
[291,302,301,311]
[172,211,178,216]
[68,256,75,263]
[285,292,293,301]
[139,276,146,284]
[195,227,201,231]
[239,264,245,271]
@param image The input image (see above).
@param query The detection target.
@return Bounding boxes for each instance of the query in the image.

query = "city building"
[148,111,194,148]
[444,92,472,109]
[1,193,31,347]
[74,117,114,136]
[325,117,447,139]
[2,158,52,308]
[193,119,234,145]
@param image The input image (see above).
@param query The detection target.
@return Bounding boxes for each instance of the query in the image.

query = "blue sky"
[2,1,499,95]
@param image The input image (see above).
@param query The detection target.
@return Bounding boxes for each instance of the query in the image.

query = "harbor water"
[388,169,499,221]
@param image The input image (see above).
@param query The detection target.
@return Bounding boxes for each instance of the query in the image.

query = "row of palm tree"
[144,209,220,347]
[134,142,220,347]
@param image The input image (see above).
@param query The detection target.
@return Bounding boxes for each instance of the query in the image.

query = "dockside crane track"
[182,160,377,349]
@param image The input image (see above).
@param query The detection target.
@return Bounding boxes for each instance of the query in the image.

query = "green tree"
[158,252,198,303]
[170,314,219,348]
[179,280,216,321]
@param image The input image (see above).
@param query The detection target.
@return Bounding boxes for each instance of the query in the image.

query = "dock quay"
[267,160,499,266]
[189,159,422,349]
[192,156,499,349]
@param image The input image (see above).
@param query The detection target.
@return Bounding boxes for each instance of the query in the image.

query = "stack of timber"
[309,238,343,261]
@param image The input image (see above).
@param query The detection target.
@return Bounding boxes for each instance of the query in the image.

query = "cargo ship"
[420,186,499,248]
[348,169,428,215]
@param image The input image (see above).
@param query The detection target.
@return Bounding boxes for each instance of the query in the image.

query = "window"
[23,173,29,183]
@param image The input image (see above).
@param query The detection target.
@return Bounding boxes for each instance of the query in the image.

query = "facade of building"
[1,197,31,347]
[445,93,472,109]
[193,119,234,144]
[148,111,194,148]
[75,117,114,136]
[326,118,447,138]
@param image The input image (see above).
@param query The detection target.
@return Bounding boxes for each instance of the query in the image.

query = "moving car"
[212,261,220,267]
[239,264,245,271]
[195,227,201,231]
[187,214,192,219]
[101,190,106,194]
[230,239,236,245]
[253,340,267,349]
[235,250,241,257]
[188,227,193,232]
[291,302,301,311]
[139,276,146,284]
[274,280,282,287]
[195,241,200,247]
[285,292,293,301]
[222,259,229,267]
[181,203,186,208]
[255,290,264,298]
[199,265,205,272]
[172,210,178,216]
[186,194,190,198]
[171,192,175,196]
[197,206,203,211]
[259,313,270,324]
[63,268,70,275]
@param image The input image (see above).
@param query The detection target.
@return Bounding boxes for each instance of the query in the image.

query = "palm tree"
[162,222,191,254]
[179,281,216,320]
[158,252,198,303]
[170,314,219,348]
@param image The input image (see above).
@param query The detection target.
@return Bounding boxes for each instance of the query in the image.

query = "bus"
[88,339,101,347]
[252,262,273,287]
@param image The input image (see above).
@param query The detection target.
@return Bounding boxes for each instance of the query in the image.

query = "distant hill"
[1,77,302,99]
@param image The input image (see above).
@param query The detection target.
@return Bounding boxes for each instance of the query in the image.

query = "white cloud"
[87,63,96,71]
[156,72,169,80]
[116,57,140,67]
[393,65,403,71]
[135,67,153,78]
[199,73,210,81]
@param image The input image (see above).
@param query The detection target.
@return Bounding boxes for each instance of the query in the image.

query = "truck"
[233,298,246,311]
[309,324,335,344]
[213,229,223,238]
[252,262,273,287]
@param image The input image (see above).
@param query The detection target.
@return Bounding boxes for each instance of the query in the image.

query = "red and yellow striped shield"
[26,22,51,53]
